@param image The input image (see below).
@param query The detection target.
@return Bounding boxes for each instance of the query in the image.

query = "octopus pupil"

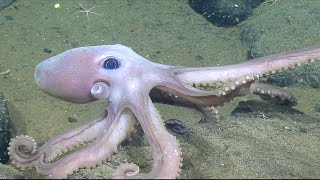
[104,58,119,69]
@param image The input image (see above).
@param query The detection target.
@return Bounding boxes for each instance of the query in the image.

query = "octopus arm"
[249,83,297,106]
[9,113,106,170]
[173,44,320,85]
[155,72,258,108]
[115,96,182,179]
[36,108,136,178]
[9,109,137,178]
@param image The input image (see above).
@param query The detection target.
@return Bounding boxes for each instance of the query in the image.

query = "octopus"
[8,44,320,179]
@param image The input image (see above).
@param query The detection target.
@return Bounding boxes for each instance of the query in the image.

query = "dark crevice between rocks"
[0,92,12,164]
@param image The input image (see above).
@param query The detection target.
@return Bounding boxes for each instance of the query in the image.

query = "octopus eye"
[103,58,119,69]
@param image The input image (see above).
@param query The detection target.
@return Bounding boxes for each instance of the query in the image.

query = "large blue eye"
[103,58,119,69]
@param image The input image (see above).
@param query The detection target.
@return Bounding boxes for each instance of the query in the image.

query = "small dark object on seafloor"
[68,117,78,123]
[0,92,11,164]
[164,119,188,135]
[43,48,52,54]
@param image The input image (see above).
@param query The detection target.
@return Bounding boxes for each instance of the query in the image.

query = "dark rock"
[68,117,78,123]
[43,48,52,54]
[0,0,15,11]
[189,0,264,27]
[0,92,11,164]
[164,119,188,135]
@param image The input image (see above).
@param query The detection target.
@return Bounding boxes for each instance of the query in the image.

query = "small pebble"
[68,117,78,123]
[284,126,291,131]
[43,48,52,54]
[164,119,187,135]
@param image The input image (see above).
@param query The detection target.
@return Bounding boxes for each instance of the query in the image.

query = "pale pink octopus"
[8,44,320,179]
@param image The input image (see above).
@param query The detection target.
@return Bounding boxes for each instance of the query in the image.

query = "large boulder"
[189,0,264,27]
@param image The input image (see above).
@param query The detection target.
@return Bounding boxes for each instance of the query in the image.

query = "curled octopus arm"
[9,113,107,169]
[9,108,137,179]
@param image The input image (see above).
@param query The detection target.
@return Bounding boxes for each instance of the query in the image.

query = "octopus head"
[34,44,150,103]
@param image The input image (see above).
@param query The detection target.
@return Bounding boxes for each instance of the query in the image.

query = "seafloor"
[0,0,319,179]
